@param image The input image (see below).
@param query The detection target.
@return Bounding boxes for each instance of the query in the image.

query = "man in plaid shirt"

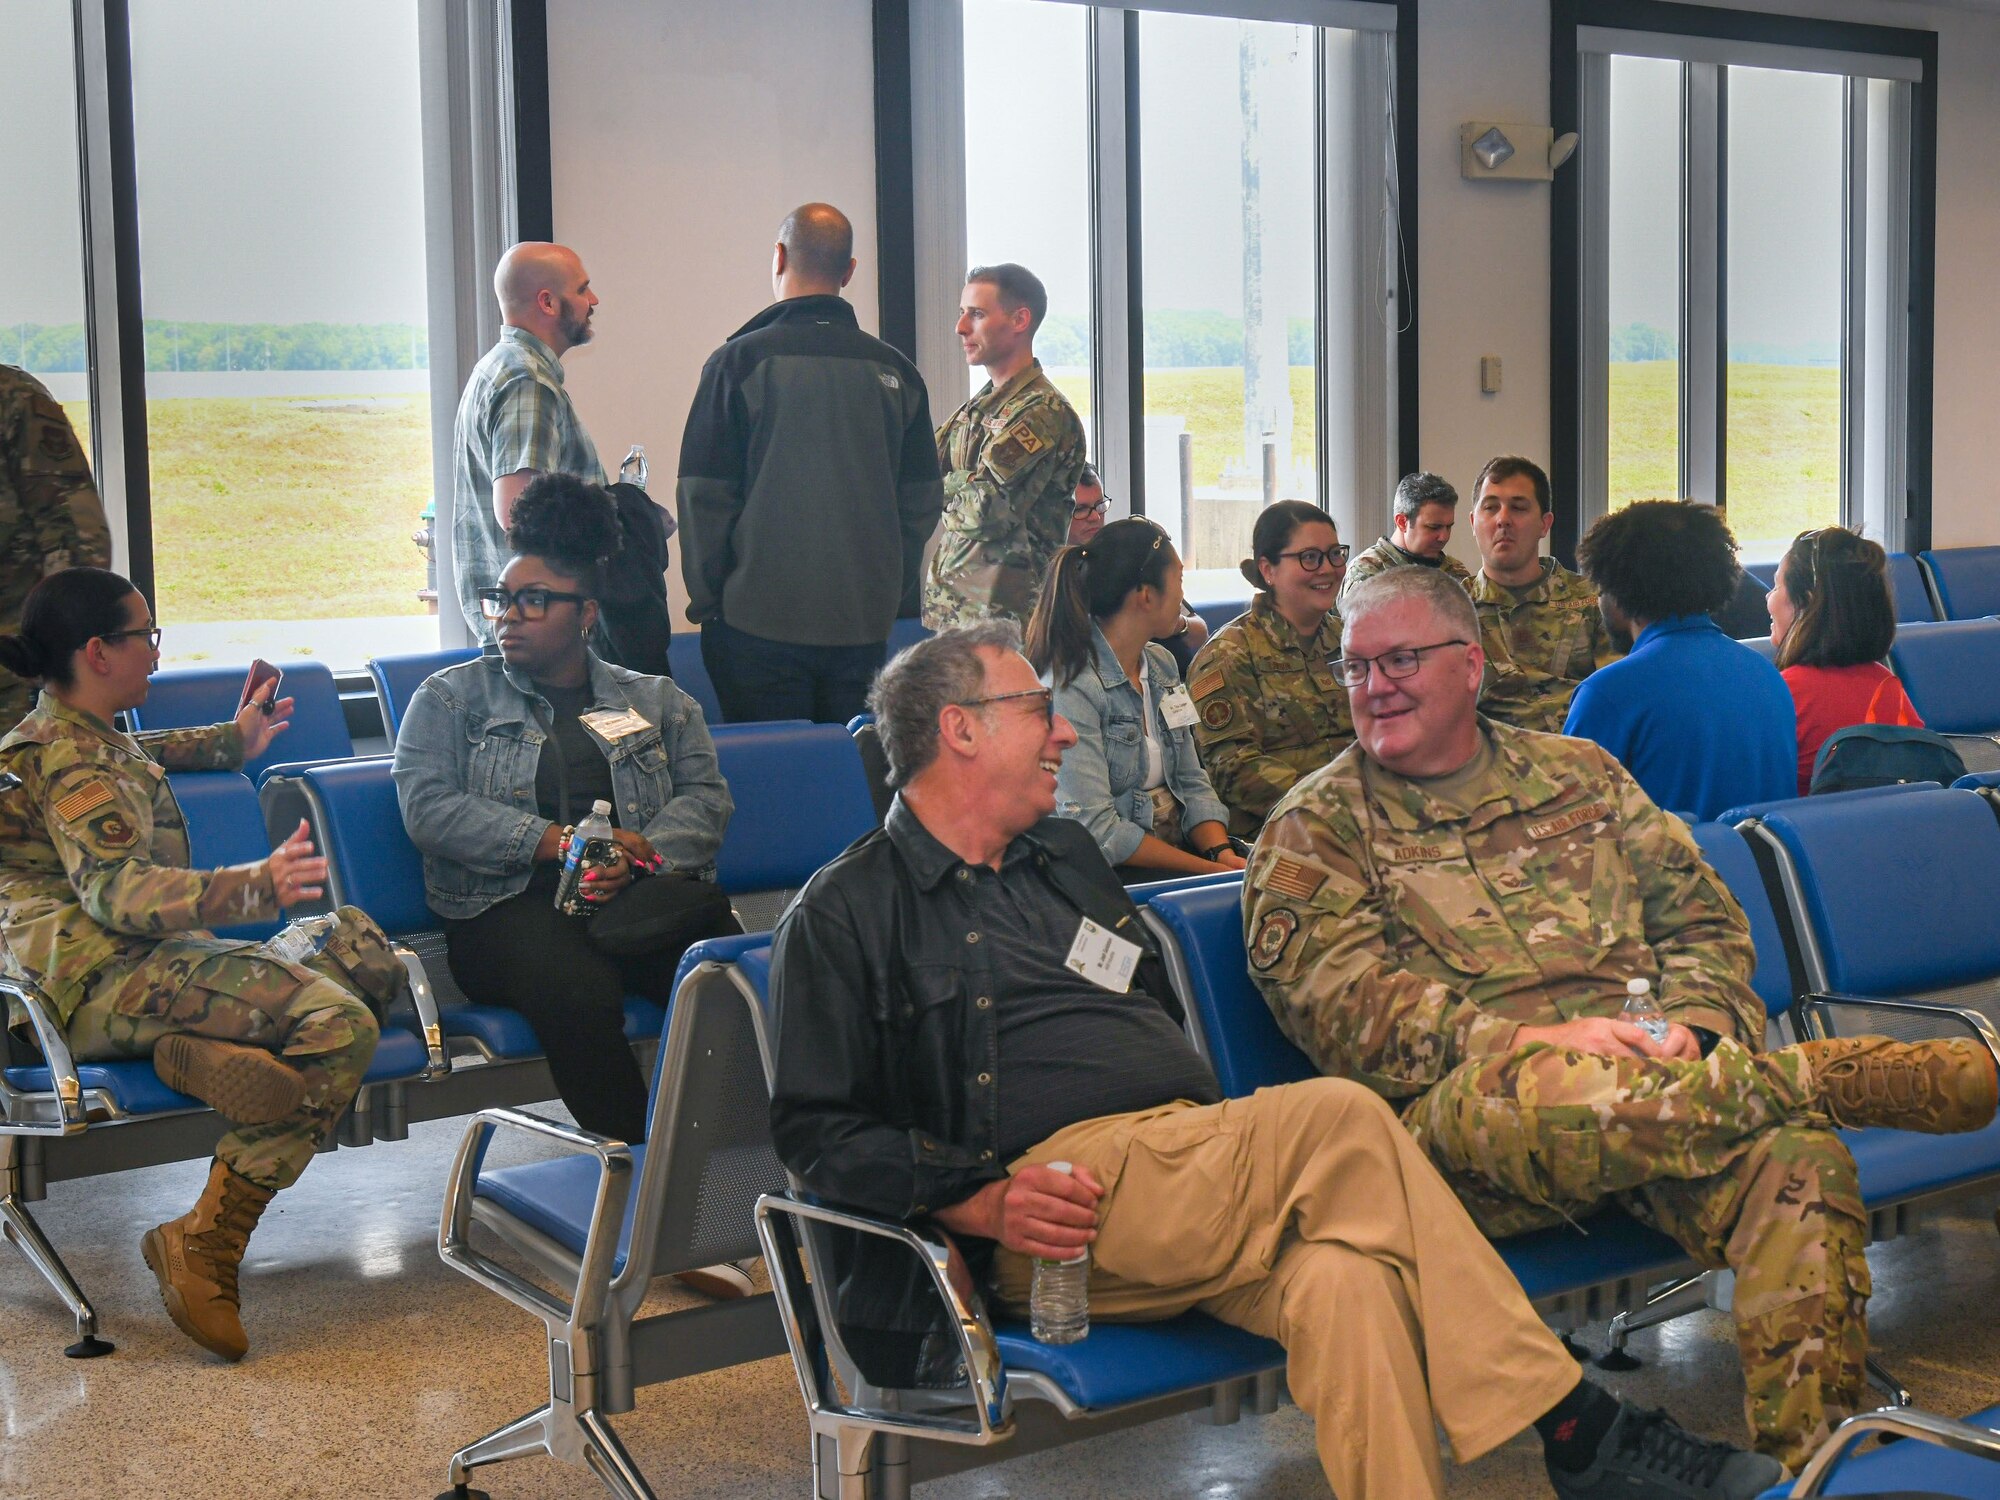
[452,241,606,640]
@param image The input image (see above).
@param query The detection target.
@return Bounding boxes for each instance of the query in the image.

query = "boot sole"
[141,1226,247,1362]
[153,1036,306,1125]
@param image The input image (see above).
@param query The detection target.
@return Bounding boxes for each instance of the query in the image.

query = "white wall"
[545,0,879,627]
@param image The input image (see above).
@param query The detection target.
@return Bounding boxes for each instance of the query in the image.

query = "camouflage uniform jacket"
[0,693,276,1027]
[1,367,112,721]
[1340,536,1474,601]
[1243,718,1763,1102]
[922,359,1086,629]
[1187,593,1352,838]
[1469,558,1620,733]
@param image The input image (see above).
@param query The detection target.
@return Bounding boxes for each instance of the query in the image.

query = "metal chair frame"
[1787,1405,2000,1496]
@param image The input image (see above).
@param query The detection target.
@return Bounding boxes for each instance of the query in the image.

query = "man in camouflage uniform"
[922,263,1086,630]
[1341,471,1474,600]
[1465,455,1618,733]
[0,367,112,727]
[1242,565,2000,1470]
[0,673,397,1361]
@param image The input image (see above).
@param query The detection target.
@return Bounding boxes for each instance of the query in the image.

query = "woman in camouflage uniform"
[1187,502,1355,838]
[0,567,389,1361]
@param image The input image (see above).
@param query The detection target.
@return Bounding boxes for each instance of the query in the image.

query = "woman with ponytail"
[393,476,743,1213]
[1767,525,1923,794]
[1024,518,1242,877]
[0,566,388,1361]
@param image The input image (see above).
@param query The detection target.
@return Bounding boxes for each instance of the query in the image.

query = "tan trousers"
[992,1078,1581,1498]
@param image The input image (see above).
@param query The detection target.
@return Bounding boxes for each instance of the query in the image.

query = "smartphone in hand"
[239,658,283,714]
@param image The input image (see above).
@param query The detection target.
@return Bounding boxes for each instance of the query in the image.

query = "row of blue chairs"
[1742,544,2000,627]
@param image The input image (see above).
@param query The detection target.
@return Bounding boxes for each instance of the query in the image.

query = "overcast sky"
[1,0,428,329]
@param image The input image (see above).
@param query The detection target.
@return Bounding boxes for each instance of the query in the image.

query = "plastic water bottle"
[1029,1161,1090,1344]
[1622,976,1670,1045]
[554,800,618,916]
[266,913,338,965]
[618,444,648,490]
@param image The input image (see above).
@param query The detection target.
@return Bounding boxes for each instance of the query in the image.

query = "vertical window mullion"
[1086,6,1139,515]
[1680,61,1722,509]
[1840,77,1866,534]
[1575,50,1610,529]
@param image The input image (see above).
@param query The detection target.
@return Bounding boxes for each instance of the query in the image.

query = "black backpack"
[594,481,676,678]
[1808,723,1965,795]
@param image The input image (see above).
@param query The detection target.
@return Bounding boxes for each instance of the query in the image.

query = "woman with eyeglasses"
[1768,525,1923,794]
[1071,467,1212,676]
[1185,501,1355,837]
[0,566,393,1361]
[393,479,741,1164]
[1025,517,1244,878]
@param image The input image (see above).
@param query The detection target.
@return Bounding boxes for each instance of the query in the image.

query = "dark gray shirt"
[951,838,1221,1162]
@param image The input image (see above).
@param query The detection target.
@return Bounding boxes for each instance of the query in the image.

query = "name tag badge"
[1158,685,1200,731]
[580,709,652,741]
[1065,917,1142,994]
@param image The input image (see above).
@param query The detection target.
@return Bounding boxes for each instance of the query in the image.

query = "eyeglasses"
[1330,639,1469,689]
[477,586,588,621]
[1072,498,1110,519]
[100,625,162,650]
[954,687,1056,728]
[1275,544,1350,572]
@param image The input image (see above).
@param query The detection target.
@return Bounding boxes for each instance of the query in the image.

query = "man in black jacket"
[677,203,943,724]
[767,623,1783,1500]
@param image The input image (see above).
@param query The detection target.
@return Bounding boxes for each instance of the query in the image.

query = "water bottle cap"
[1626,977,1651,995]
[590,799,612,814]
[1046,1161,1073,1175]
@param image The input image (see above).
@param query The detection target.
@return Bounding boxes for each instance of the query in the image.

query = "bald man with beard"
[451,241,607,640]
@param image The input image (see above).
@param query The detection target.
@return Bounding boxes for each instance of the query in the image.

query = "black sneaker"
[1547,1403,1788,1499]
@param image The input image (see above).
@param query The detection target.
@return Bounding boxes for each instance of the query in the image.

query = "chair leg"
[815,1427,886,1500]
[1,1185,113,1357]
[869,1434,909,1500]
[1865,1355,1913,1409]
[441,1404,553,1496]
[1595,1273,1715,1370]
[575,1408,657,1500]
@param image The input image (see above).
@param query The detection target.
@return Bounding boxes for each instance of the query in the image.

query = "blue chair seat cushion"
[1754,1402,2000,1497]
[1496,1209,1693,1301]
[477,1143,647,1274]
[421,996,666,1057]
[993,1312,1283,1411]
[362,1026,430,1084]
[4,1058,198,1115]
[1846,1118,2000,1205]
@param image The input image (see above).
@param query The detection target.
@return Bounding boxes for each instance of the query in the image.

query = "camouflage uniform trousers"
[64,929,383,1192]
[1403,1036,1867,1470]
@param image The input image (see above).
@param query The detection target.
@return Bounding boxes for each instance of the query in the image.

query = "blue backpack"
[1809,723,1965,795]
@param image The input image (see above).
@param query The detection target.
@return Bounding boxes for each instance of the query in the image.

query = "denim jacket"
[1047,626,1231,865]
[391,651,733,920]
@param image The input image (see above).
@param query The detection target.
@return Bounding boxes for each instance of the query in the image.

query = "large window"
[1563,6,1935,560]
[947,0,1407,599]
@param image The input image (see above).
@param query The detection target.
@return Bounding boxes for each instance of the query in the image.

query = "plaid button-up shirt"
[451,325,604,638]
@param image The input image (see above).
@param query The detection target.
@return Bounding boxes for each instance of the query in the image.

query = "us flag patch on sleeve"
[52,779,115,823]
[1261,853,1328,903]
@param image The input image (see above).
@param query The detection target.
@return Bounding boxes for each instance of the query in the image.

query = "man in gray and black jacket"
[677,203,943,724]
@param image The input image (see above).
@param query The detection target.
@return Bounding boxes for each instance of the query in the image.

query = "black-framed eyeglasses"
[99,625,162,650]
[1072,498,1110,518]
[1330,639,1469,689]
[954,687,1056,727]
[1276,544,1350,572]
[477,586,588,621]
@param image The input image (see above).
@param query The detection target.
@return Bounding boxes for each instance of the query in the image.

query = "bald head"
[773,203,856,299]
[494,242,597,353]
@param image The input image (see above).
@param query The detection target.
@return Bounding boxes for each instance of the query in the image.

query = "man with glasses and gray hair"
[770,620,1786,1500]
[1245,563,1999,1474]
[1341,471,1473,600]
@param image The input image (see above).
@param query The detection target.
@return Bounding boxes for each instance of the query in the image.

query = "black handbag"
[585,870,739,958]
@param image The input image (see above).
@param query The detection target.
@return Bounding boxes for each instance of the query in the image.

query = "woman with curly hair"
[1565,499,1795,820]
[392,474,740,1156]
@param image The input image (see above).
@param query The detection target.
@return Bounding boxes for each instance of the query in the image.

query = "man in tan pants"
[769,623,1782,1500]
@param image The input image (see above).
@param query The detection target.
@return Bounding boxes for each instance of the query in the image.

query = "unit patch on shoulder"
[1249,908,1299,971]
[90,811,137,849]
[52,778,114,824]
[1189,669,1226,700]
[1260,853,1327,904]
[1524,799,1613,841]
[1201,698,1236,730]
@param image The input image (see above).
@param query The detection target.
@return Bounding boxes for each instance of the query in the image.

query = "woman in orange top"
[1768,526,1922,794]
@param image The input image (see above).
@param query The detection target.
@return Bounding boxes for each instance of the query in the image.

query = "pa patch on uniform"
[1249,908,1299,970]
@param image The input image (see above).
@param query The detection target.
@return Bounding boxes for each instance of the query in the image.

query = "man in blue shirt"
[1565,501,1795,820]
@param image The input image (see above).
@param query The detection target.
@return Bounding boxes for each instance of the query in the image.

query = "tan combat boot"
[140,1157,276,1361]
[152,1035,306,1125]
[1796,1035,2000,1135]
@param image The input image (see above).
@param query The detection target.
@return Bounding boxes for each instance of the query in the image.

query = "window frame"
[1550,0,1937,564]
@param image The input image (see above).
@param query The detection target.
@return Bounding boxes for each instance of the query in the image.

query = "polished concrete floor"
[5,1112,1999,1500]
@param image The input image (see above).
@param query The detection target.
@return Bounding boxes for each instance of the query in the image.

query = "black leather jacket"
[768,796,1183,1384]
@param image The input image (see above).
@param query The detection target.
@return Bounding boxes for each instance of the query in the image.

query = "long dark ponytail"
[1024,517,1174,687]
[0,567,141,688]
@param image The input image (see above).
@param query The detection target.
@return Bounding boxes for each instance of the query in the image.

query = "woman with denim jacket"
[392,477,739,1152]
[1025,517,1245,879]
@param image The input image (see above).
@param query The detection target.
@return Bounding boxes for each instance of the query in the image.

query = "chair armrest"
[0,975,89,1135]
[754,1192,1011,1448]
[1789,1405,2000,1496]
[1798,991,2000,1073]
[437,1107,633,1334]
[392,944,451,1079]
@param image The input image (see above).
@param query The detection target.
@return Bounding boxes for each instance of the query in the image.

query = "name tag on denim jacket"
[1157,685,1199,731]
[1065,917,1141,993]
[581,708,652,741]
